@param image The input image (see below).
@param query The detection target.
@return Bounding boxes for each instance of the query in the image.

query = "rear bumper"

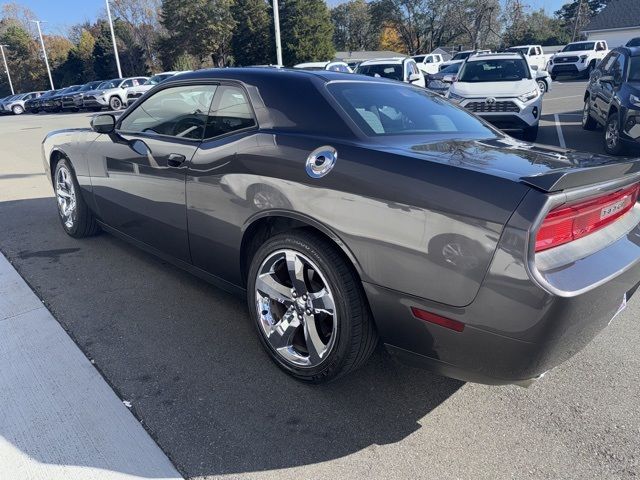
[366,189,640,385]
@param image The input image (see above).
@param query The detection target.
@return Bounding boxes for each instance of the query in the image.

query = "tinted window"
[204,85,256,139]
[413,56,426,63]
[119,85,217,140]
[458,58,530,82]
[328,82,495,137]
[121,79,134,88]
[98,80,119,89]
[610,54,625,83]
[356,64,403,81]
[562,42,595,52]
[506,47,528,54]
[145,74,173,85]
[600,52,616,73]
[440,63,461,74]
[452,52,472,60]
[627,38,640,47]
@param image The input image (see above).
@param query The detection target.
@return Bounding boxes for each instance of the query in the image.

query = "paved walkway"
[0,253,183,480]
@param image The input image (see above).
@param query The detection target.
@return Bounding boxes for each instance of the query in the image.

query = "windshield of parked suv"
[506,47,529,54]
[413,56,425,62]
[562,42,595,52]
[328,82,496,137]
[97,80,119,90]
[356,64,403,81]
[458,58,530,82]
[78,82,102,92]
[144,74,173,85]
[629,57,640,82]
[440,63,461,74]
[452,52,473,61]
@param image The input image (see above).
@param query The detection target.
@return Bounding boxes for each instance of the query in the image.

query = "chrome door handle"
[167,153,186,167]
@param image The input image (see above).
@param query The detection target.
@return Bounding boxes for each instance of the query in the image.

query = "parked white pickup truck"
[548,40,609,79]
[412,53,444,74]
[505,45,551,71]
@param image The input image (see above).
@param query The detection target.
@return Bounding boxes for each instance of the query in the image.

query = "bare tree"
[111,0,163,70]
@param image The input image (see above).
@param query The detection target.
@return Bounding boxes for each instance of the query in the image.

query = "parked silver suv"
[82,77,148,111]
[3,91,45,115]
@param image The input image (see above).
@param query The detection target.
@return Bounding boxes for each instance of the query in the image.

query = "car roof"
[358,57,408,66]
[467,52,523,61]
[615,46,640,57]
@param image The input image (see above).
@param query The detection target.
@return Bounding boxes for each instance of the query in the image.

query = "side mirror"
[530,64,539,71]
[442,74,455,83]
[408,73,422,83]
[91,113,116,134]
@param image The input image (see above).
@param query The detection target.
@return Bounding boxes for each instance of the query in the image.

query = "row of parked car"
[0,71,187,115]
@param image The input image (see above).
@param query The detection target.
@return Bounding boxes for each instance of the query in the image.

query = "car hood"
[379,135,639,192]
[451,79,536,97]
[552,50,592,57]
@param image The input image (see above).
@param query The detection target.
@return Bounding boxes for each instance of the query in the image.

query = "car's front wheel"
[537,79,547,93]
[12,105,24,115]
[247,231,377,383]
[109,96,123,110]
[54,158,100,238]
[604,112,626,155]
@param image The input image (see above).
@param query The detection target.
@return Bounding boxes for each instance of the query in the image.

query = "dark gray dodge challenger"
[42,68,640,386]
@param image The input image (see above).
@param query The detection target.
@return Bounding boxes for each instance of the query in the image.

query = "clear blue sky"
[7,0,571,35]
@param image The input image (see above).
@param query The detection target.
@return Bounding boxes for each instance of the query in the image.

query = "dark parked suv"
[582,46,640,155]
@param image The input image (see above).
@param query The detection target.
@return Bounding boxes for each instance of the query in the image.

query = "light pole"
[105,0,123,78]
[0,45,14,95]
[31,20,54,90]
[272,0,283,66]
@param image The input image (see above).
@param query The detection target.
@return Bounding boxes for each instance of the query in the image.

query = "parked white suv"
[126,71,188,106]
[82,77,149,111]
[412,53,444,74]
[505,45,551,71]
[294,61,353,73]
[355,57,425,87]
[446,52,542,141]
[548,41,609,79]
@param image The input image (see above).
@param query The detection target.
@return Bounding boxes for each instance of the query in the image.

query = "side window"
[601,52,617,73]
[135,78,147,85]
[611,54,625,83]
[425,56,433,63]
[121,80,133,88]
[119,85,217,140]
[205,85,256,139]
[528,47,535,56]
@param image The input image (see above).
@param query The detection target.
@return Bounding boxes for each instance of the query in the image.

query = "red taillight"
[535,183,640,252]
[411,307,465,332]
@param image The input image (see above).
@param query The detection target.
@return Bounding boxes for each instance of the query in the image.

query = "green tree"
[160,0,236,67]
[555,0,609,41]
[0,24,47,92]
[332,0,377,52]
[231,0,274,65]
[281,0,334,65]
[93,21,119,79]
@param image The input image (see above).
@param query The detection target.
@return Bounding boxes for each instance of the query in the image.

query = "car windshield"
[506,47,528,54]
[458,58,530,82]
[356,64,403,81]
[328,82,496,137]
[452,52,473,61]
[440,63,461,74]
[413,56,425,62]
[41,90,57,98]
[562,42,594,52]
[144,74,172,85]
[629,57,640,82]
[78,82,101,92]
[98,80,119,89]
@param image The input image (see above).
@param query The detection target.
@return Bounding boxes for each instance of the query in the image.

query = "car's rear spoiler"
[521,159,640,192]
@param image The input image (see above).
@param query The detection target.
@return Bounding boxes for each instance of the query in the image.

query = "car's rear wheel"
[522,124,539,142]
[247,231,377,383]
[582,99,597,130]
[604,112,626,155]
[54,158,100,238]
[109,96,123,110]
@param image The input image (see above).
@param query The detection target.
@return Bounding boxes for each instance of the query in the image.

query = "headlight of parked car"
[518,89,539,102]
[630,94,640,108]
[447,92,465,104]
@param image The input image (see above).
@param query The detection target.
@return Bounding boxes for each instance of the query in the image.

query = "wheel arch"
[240,211,364,288]
[49,149,70,181]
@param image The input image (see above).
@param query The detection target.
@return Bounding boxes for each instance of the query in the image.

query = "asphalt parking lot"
[1,83,639,479]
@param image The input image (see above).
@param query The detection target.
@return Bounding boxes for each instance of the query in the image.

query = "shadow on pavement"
[0,197,463,477]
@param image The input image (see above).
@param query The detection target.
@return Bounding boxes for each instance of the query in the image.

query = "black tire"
[581,98,597,130]
[247,231,378,383]
[550,73,557,81]
[522,123,539,142]
[92,107,103,112]
[584,62,595,79]
[604,112,626,156]
[53,158,100,238]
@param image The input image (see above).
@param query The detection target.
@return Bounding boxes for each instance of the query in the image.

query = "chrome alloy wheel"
[606,117,620,150]
[55,165,77,229]
[255,249,337,368]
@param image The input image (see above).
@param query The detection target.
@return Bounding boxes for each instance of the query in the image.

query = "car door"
[592,52,617,122]
[595,53,623,121]
[186,83,260,284]
[89,83,217,262]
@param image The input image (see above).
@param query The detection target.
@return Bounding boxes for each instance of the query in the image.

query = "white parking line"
[548,94,583,101]
[0,253,183,480]
[554,113,567,148]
